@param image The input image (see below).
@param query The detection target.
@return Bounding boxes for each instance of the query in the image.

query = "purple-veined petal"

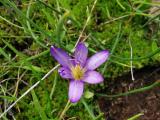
[85,50,109,70]
[69,80,84,103]
[74,42,88,66]
[58,67,73,79]
[50,46,73,68]
[82,71,103,84]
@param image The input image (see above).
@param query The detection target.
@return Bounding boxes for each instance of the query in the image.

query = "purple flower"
[50,43,109,103]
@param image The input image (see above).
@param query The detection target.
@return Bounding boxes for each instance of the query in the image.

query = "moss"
[0,0,160,119]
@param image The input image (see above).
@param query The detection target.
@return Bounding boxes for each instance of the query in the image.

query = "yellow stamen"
[71,65,85,80]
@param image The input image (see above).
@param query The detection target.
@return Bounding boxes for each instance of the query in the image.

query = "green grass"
[0,0,160,119]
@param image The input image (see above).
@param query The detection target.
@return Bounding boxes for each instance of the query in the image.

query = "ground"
[98,66,160,120]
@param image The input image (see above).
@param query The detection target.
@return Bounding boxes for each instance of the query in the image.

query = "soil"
[97,65,160,120]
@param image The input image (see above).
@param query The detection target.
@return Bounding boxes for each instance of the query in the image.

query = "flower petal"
[74,42,88,66]
[50,46,73,68]
[58,67,73,79]
[83,71,103,84]
[85,50,109,70]
[69,80,84,103]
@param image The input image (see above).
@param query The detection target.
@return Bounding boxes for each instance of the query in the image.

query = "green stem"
[116,0,126,10]
[59,100,71,119]
[97,80,160,98]
[82,98,96,120]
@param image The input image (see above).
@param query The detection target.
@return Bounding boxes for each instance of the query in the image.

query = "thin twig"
[74,0,98,48]
[100,14,130,26]
[129,37,135,81]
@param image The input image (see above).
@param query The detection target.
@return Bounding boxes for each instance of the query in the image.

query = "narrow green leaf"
[42,9,55,29]
[97,81,160,98]
[128,113,144,120]
[31,89,48,120]
[0,95,16,101]
[1,0,51,40]
[0,48,10,61]
[2,39,26,57]
[23,65,46,73]
[56,11,70,46]
[82,98,96,120]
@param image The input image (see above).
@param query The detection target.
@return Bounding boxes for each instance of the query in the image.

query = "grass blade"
[31,89,48,120]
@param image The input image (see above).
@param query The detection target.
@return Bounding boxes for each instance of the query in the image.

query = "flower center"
[71,65,85,80]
